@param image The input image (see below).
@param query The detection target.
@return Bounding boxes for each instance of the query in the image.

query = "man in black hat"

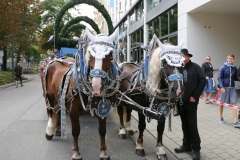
[174,48,206,160]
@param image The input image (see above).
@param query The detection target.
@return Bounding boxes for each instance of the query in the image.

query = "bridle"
[73,40,120,112]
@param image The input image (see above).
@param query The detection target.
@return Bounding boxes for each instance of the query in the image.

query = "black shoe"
[192,151,200,160]
[174,146,192,153]
[173,110,180,116]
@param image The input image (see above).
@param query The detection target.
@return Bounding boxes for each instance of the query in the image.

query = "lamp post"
[11,33,14,77]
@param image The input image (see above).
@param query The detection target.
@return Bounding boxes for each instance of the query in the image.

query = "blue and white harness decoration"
[90,69,107,78]
[157,102,171,118]
[97,99,112,118]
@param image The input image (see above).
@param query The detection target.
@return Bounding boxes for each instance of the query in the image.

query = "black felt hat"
[181,48,193,57]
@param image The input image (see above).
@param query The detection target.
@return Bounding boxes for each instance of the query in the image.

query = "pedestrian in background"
[202,56,217,104]
[174,49,206,160]
[14,62,23,88]
[218,54,240,128]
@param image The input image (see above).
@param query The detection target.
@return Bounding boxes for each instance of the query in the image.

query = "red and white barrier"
[200,96,240,111]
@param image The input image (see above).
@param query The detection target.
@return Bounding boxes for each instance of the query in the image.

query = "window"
[130,11,135,25]
[170,7,177,33]
[160,11,168,37]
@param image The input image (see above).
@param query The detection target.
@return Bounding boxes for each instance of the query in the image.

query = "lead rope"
[168,84,172,132]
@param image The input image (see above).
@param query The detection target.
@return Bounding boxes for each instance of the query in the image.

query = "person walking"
[202,56,217,103]
[174,49,206,160]
[14,62,23,87]
[218,54,240,127]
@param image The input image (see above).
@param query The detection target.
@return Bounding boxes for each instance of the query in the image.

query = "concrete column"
[143,0,149,59]
[127,15,131,62]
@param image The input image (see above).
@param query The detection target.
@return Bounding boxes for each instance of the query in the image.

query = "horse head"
[147,35,185,102]
[85,28,118,96]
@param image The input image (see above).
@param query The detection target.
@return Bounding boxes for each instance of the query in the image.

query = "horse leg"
[117,104,126,139]
[70,112,82,160]
[156,119,168,160]
[135,112,146,156]
[125,107,134,135]
[45,109,59,140]
[98,117,110,160]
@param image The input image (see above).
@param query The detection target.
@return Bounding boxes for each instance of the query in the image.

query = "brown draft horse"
[42,28,119,160]
[117,35,185,160]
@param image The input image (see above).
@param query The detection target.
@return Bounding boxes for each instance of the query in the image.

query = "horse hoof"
[100,156,110,160]
[119,134,126,139]
[126,130,134,135]
[157,154,168,160]
[135,149,145,156]
[45,134,53,140]
[72,157,82,160]
[72,152,82,160]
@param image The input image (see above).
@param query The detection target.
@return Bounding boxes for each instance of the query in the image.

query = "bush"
[0,71,14,85]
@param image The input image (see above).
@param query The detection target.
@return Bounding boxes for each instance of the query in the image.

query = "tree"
[0,0,42,70]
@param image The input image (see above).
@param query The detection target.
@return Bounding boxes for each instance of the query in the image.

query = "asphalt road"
[0,75,171,160]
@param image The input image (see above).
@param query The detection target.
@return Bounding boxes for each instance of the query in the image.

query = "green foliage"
[0,71,14,85]
[54,0,114,49]
[60,16,100,36]
[61,24,85,38]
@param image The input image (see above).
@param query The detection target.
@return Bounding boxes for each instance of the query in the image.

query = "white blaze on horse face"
[92,59,103,96]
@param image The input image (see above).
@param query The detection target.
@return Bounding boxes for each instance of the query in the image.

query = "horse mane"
[146,47,162,94]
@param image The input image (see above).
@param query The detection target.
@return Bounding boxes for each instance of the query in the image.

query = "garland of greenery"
[54,0,114,49]
[61,24,85,38]
[60,16,100,37]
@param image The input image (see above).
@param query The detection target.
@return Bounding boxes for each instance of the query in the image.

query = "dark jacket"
[201,63,214,78]
[237,66,240,81]
[14,65,22,76]
[218,62,237,88]
[183,60,206,102]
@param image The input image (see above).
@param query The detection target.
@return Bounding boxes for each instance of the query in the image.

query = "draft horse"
[42,28,119,160]
[117,35,185,160]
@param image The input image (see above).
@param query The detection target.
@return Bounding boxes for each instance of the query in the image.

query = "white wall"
[188,13,240,69]
[188,13,240,88]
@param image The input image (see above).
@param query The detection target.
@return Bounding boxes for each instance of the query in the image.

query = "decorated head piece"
[156,39,185,67]
[85,28,118,60]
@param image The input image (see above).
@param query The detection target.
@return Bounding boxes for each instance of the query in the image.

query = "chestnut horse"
[42,28,119,160]
[117,35,185,160]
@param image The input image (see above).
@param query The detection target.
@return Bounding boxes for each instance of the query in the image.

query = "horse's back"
[119,63,140,93]
[45,58,75,100]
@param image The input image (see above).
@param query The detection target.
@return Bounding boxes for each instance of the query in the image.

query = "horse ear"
[85,27,95,42]
[178,39,184,49]
[156,39,167,52]
[108,28,118,42]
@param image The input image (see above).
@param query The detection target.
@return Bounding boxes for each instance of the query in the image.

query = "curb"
[0,78,34,90]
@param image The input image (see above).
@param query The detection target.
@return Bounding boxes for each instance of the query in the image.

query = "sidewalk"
[131,97,240,160]
[0,74,37,90]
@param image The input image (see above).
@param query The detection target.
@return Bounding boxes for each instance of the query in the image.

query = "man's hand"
[206,76,209,80]
[220,88,225,93]
[189,96,196,102]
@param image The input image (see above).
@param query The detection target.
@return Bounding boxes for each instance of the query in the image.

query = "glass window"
[123,19,127,32]
[160,11,168,37]
[148,22,154,42]
[154,17,160,37]
[130,11,135,25]
[169,36,177,45]
[170,7,177,33]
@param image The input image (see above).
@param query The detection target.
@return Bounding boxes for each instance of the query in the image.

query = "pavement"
[131,94,240,160]
[1,74,240,160]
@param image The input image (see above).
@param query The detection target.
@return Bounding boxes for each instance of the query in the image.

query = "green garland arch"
[61,24,85,38]
[55,0,114,49]
[60,16,100,37]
